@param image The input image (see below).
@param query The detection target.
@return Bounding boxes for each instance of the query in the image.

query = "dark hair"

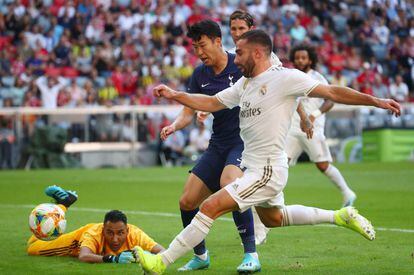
[239,29,272,56]
[229,10,254,28]
[289,44,318,69]
[104,210,127,225]
[187,19,222,42]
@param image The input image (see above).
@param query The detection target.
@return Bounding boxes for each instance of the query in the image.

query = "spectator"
[372,74,390,99]
[35,75,69,108]
[161,129,185,167]
[0,98,15,169]
[390,75,409,102]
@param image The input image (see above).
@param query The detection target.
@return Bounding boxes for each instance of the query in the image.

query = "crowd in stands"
[0,0,414,168]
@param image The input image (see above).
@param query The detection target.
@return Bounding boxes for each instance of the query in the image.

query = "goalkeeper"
[27,185,165,263]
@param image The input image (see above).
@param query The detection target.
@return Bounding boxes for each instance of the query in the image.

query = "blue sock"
[180,208,206,255]
[232,209,256,253]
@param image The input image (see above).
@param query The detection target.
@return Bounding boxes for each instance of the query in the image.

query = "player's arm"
[161,106,195,140]
[310,99,334,123]
[150,244,165,254]
[78,247,135,264]
[154,84,227,112]
[296,101,313,139]
[78,246,106,263]
[309,84,401,116]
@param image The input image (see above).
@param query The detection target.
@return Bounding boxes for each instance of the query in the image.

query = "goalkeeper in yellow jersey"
[27,185,164,263]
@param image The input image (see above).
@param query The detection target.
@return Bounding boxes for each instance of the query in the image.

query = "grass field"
[0,162,413,274]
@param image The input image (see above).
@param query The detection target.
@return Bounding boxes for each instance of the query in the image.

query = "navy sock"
[232,209,256,253]
[180,208,206,255]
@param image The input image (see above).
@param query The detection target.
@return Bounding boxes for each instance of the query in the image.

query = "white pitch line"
[4,204,414,233]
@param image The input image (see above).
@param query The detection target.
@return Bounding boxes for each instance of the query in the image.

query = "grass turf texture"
[0,162,413,274]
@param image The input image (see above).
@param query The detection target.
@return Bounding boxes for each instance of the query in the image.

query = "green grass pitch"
[0,162,413,274]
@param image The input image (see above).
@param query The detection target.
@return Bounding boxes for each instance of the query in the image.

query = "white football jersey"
[216,66,319,168]
[227,47,283,67]
[290,69,329,135]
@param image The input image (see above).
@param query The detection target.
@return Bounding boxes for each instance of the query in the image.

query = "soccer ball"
[29,203,67,241]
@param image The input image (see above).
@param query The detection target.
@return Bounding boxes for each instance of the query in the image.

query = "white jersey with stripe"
[290,69,329,135]
[216,66,319,168]
[227,47,283,67]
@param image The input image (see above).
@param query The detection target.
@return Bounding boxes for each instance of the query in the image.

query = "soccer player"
[27,185,164,263]
[134,29,400,274]
[287,44,356,206]
[159,19,261,273]
[228,9,282,67]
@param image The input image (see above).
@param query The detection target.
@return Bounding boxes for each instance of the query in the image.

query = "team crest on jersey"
[260,85,267,95]
[228,74,234,86]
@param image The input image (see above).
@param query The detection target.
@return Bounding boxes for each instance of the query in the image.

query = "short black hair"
[289,44,318,69]
[238,29,272,56]
[187,19,222,42]
[229,10,254,28]
[104,210,127,225]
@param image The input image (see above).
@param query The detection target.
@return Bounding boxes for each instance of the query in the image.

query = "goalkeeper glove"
[103,251,136,264]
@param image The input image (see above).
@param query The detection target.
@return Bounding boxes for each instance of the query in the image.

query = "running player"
[286,44,356,206]
[160,19,260,273]
[135,29,400,274]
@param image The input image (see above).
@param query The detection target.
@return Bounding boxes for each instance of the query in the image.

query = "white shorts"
[224,165,288,212]
[285,132,332,166]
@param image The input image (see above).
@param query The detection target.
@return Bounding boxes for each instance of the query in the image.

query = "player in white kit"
[286,44,357,206]
[134,30,400,274]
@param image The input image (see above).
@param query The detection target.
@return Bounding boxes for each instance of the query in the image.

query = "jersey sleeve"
[284,69,320,97]
[128,225,158,252]
[79,229,101,254]
[215,78,243,109]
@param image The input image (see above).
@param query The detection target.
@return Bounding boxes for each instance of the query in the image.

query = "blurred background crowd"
[0,0,413,168]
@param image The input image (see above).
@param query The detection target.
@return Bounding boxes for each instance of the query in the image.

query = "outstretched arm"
[153,85,227,112]
[309,84,401,116]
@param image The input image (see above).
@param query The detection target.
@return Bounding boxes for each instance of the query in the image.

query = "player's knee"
[179,196,199,211]
[316,162,329,172]
[262,211,283,228]
[199,198,220,218]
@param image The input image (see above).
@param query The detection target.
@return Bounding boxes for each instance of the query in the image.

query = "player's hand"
[160,124,176,140]
[300,116,314,139]
[376,99,401,117]
[114,250,136,264]
[309,115,316,123]
[153,84,177,99]
[197,111,210,123]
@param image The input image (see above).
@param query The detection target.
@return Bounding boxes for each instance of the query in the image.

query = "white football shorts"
[224,165,288,212]
[285,132,332,165]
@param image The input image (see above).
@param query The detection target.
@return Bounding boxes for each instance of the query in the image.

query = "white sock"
[161,212,214,266]
[282,205,334,226]
[196,251,208,261]
[324,164,353,195]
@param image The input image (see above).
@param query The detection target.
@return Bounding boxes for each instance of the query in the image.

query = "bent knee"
[316,162,329,172]
[179,196,200,211]
[199,198,220,218]
[262,211,283,228]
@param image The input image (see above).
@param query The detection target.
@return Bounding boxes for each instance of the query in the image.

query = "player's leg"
[45,185,78,208]
[178,149,223,271]
[304,135,357,206]
[177,173,212,271]
[255,204,375,241]
[220,164,260,273]
[27,225,91,256]
[134,188,239,274]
